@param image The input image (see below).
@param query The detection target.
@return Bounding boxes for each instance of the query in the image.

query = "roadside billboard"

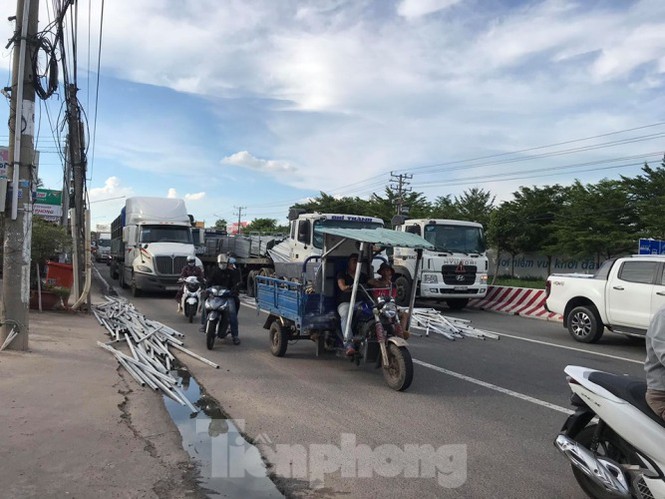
[34,188,63,223]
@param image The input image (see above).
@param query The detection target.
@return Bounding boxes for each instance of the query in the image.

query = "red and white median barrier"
[468,286,562,321]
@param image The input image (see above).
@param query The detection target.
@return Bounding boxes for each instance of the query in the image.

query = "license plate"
[454,287,468,291]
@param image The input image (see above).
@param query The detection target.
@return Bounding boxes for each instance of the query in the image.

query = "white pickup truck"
[545,255,665,343]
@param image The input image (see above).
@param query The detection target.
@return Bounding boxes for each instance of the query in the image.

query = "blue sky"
[1,0,665,229]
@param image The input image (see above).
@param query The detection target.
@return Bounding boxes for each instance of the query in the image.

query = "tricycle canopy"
[316,227,434,251]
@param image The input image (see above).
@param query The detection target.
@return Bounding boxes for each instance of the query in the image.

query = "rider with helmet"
[175,255,205,313]
[200,254,242,344]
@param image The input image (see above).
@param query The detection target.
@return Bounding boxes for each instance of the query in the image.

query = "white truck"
[545,254,665,343]
[392,219,488,308]
[94,232,112,263]
[109,197,199,296]
[228,210,385,296]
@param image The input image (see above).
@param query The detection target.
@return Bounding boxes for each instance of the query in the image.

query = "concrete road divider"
[468,286,562,322]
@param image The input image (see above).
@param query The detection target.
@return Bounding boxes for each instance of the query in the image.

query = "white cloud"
[222,151,297,173]
[167,188,177,198]
[167,188,206,201]
[88,177,134,227]
[397,0,462,19]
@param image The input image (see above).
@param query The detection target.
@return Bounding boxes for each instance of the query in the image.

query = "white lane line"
[413,359,574,415]
[495,332,643,365]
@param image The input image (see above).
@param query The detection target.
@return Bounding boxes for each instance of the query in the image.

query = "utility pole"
[233,206,246,235]
[389,172,412,218]
[65,83,87,299]
[1,0,39,351]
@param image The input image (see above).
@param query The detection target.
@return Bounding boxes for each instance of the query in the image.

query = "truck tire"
[269,321,288,357]
[394,275,412,307]
[118,268,128,289]
[246,270,257,298]
[567,306,604,343]
[447,298,469,310]
[130,272,141,297]
[110,264,119,280]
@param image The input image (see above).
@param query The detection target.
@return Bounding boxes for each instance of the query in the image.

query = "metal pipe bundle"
[409,308,501,341]
[94,297,219,413]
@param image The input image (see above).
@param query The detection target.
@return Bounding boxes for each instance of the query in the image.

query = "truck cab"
[269,211,385,264]
[392,219,489,308]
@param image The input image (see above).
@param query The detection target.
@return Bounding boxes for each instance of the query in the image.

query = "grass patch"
[490,277,546,289]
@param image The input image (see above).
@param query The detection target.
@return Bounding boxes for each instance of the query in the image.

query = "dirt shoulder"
[0,291,203,498]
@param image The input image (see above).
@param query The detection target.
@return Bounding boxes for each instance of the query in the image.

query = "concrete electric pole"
[1,0,40,351]
[234,206,246,235]
[390,172,412,218]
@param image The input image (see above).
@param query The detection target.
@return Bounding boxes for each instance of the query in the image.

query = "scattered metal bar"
[410,308,501,341]
[94,297,216,414]
[170,343,220,369]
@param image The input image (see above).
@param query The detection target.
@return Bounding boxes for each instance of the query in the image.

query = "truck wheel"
[110,265,119,280]
[447,298,469,310]
[269,321,288,357]
[394,275,411,307]
[118,268,127,289]
[246,270,257,298]
[130,273,141,297]
[567,306,604,343]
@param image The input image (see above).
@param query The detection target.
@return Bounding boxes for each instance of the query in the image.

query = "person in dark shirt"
[176,255,204,313]
[200,254,242,344]
[337,253,367,356]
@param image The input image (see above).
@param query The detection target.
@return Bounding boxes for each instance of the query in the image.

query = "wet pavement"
[165,367,282,498]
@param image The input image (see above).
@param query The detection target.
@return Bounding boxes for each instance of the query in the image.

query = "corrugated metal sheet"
[317,227,434,249]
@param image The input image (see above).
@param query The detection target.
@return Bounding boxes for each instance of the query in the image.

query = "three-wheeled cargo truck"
[255,227,434,391]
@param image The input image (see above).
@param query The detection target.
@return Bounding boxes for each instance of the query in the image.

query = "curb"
[468,285,562,322]
[92,265,117,297]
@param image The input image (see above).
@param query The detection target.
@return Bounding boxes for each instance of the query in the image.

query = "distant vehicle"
[109,197,200,296]
[95,233,111,263]
[392,218,488,309]
[545,254,665,343]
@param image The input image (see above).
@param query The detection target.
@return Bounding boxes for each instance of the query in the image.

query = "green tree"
[245,218,280,234]
[452,187,495,228]
[430,194,460,219]
[487,201,523,279]
[551,179,637,265]
[510,185,567,274]
[621,156,665,239]
[31,217,71,287]
[214,219,227,230]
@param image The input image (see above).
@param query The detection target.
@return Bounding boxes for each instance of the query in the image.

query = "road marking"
[413,359,574,415]
[495,332,644,365]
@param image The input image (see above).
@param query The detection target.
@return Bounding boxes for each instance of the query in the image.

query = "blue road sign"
[639,238,665,255]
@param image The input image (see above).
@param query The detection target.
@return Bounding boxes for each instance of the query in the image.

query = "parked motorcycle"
[554,365,665,499]
[179,276,203,323]
[203,286,232,350]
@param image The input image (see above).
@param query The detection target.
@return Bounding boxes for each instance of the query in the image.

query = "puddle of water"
[163,368,283,498]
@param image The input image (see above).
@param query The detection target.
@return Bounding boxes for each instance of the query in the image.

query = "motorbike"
[179,276,203,323]
[554,365,665,499]
[203,286,233,350]
[338,284,413,391]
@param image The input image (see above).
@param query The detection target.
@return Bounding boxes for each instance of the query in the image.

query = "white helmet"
[187,255,196,266]
[217,253,228,269]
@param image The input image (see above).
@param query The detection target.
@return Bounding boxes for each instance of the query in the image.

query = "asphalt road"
[96,264,647,498]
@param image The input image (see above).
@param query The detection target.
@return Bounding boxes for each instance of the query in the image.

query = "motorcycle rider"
[368,262,409,340]
[337,253,367,356]
[645,305,665,420]
[200,254,241,345]
[176,255,205,313]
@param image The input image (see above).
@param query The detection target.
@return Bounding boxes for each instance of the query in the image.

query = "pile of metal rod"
[410,308,500,341]
[93,297,219,413]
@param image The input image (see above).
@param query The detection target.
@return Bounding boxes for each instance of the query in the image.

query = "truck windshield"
[423,224,486,254]
[98,239,111,248]
[139,226,192,244]
[313,219,383,249]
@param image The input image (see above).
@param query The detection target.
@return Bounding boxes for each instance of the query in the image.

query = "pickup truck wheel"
[394,275,411,307]
[269,321,288,357]
[567,306,604,343]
